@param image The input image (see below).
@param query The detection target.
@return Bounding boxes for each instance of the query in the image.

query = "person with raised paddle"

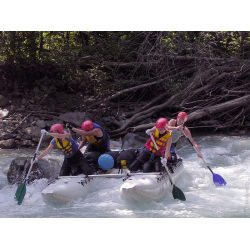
[67,120,110,154]
[168,112,203,162]
[33,124,95,176]
[169,111,226,187]
[128,118,172,173]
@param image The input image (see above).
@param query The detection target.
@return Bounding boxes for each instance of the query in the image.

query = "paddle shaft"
[68,128,72,137]
[15,132,45,205]
[182,128,214,174]
[149,133,174,186]
[25,133,44,182]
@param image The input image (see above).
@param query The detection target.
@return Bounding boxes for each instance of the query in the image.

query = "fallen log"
[87,67,197,109]
[187,95,250,122]
[128,123,155,132]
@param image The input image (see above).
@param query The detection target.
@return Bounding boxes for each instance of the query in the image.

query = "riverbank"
[1,91,249,149]
[0,90,151,149]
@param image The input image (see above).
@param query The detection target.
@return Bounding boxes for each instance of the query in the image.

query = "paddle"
[182,128,227,187]
[149,133,186,201]
[15,132,45,205]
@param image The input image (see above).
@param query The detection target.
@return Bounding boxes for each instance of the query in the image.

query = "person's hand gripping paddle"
[182,128,226,187]
[15,130,46,205]
[150,133,186,201]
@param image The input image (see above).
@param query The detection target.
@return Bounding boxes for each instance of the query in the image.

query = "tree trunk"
[188,95,250,122]
[106,61,250,137]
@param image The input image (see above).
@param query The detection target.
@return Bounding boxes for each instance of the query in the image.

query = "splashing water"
[0,135,249,218]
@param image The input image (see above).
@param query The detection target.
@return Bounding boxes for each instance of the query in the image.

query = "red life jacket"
[145,129,171,156]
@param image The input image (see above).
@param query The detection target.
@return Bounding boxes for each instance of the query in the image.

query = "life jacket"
[83,151,102,172]
[145,129,171,156]
[116,148,138,169]
[54,137,77,157]
[85,123,110,148]
[171,129,182,143]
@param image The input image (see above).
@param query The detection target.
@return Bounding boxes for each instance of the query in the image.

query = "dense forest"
[1,31,250,137]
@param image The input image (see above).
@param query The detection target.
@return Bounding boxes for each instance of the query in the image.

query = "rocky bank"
[0,91,155,149]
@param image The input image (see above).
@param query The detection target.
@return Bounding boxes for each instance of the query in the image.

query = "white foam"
[0,135,249,218]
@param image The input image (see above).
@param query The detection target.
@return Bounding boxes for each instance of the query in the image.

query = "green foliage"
[1,31,250,97]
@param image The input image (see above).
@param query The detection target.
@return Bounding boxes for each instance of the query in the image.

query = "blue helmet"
[98,154,114,170]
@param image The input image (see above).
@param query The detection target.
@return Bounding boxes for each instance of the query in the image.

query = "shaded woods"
[1,31,250,138]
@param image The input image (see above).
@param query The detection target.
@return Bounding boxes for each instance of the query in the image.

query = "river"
[1,134,249,218]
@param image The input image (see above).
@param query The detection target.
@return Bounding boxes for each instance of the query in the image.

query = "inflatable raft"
[41,150,184,205]
[119,157,184,203]
[41,167,126,205]
[41,174,95,205]
[41,149,138,205]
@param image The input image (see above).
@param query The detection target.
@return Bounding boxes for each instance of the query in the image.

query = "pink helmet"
[155,118,168,129]
[81,120,94,131]
[177,112,188,122]
[50,124,64,134]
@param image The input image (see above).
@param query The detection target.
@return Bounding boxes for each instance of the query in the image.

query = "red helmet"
[50,124,64,134]
[81,120,94,131]
[177,112,188,122]
[155,118,168,129]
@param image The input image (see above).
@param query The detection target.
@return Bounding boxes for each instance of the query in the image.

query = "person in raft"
[67,120,110,154]
[31,124,95,176]
[168,111,203,163]
[128,118,172,173]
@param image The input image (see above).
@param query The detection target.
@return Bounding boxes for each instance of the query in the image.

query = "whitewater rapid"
[0,134,250,218]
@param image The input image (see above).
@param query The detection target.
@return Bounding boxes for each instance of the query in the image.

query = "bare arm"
[47,132,70,139]
[168,119,183,132]
[147,126,156,133]
[78,136,87,150]
[168,125,183,131]
[183,127,203,158]
[72,127,103,137]
[37,143,54,160]
[164,136,172,159]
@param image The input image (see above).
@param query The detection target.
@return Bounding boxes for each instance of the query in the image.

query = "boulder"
[18,140,33,147]
[36,120,46,128]
[23,126,51,146]
[122,132,148,149]
[0,139,15,149]
[0,95,9,107]
[7,157,60,185]
[0,108,9,119]
[7,157,45,184]
[58,112,91,127]
[45,119,63,128]
[24,126,42,138]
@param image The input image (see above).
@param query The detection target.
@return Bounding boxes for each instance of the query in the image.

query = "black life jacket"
[116,148,139,169]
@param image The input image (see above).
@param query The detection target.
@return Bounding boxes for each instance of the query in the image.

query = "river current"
[1,134,250,218]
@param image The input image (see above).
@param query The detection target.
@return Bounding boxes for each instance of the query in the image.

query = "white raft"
[41,168,126,205]
[119,158,184,203]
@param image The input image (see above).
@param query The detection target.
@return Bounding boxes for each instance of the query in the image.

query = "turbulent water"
[1,134,250,218]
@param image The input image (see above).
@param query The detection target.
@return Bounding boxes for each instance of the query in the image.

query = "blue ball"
[98,154,114,170]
